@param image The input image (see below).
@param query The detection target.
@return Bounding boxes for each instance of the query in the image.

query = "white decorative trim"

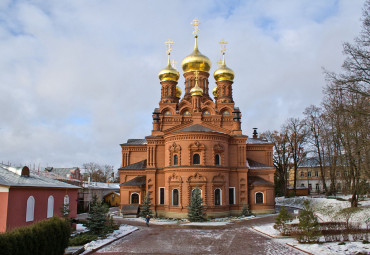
[0,186,9,192]
[130,192,140,204]
[47,195,54,218]
[26,196,35,222]
[214,188,222,206]
[255,191,264,204]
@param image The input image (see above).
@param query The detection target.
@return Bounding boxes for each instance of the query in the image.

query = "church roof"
[118,160,147,170]
[121,139,147,145]
[248,176,274,186]
[175,124,225,134]
[121,175,146,186]
[247,138,271,144]
[247,159,274,169]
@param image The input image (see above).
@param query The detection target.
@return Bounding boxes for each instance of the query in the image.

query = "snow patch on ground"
[183,222,229,226]
[276,196,370,227]
[82,225,138,253]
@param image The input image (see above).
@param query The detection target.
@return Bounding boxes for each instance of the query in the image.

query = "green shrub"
[69,233,98,246]
[0,217,70,255]
[297,200,321,243]
[274,206,293,235]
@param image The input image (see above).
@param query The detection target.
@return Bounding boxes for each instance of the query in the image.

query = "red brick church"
[119,19,275,218]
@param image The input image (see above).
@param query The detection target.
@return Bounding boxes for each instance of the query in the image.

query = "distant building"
[82,181,120,210]
[288,158,343,194]
[0,163,80,232]
[104,192,120,207]
[44,167,82,183]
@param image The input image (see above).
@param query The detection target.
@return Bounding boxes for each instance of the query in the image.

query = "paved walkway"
[93,214,304,255]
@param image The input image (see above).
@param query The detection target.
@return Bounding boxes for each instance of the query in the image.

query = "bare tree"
[284,118,308,195]
[303,105,328,194]
[261,131,291,196]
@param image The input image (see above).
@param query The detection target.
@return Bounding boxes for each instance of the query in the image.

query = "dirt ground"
[93,214,304,255]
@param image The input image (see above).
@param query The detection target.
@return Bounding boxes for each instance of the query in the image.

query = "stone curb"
[81,228,139,255]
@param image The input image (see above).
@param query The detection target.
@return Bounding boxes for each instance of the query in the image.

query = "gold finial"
[171,59,177,69]
[191,18,200,37]
[165,39,174,55]
[190,70,203,96]
[219,38,228,55]
[217,59,222,68]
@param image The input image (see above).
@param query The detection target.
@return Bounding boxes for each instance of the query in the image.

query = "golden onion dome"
[190,79,203,96]
[213,54,234,82]
[181,36,211,73]
[212,86,218,97]
[176,86,182,98]
[158,55,180,82]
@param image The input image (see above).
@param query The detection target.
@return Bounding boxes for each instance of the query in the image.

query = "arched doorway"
[131,193,139,204]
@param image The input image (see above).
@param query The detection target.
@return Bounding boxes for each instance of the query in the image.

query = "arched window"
[183,111,191,116]
[64,195,69,211]
[203,110,210,115]
[222,111,230,115]
[47,195,54,218]
[172,189,179,206]
[255,192,263,204]
[193,153,200,165]
[164,111,171,116]
[131,193,139,204]
[214,189,221,206]
[215,154,221,165]
[26,196,35,222]
[173,154,178,166]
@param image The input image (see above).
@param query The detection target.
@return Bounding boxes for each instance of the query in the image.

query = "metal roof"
[247,159,274,169]
[246,138,272,144]
[122,139,147,145]
[175,124,225,134]
[44,167,79,177]
[121,175,146,186]
[0,163,80,189]
[248,176,274,186]
[118,160,147,170]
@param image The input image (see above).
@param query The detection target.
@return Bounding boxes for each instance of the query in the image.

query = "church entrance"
[131,193,139,204]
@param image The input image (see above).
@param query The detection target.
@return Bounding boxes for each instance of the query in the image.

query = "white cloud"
[0,0,364,169]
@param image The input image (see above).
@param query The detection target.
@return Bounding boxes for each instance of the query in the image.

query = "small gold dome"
[212,86,218,97]
[190,80,203,96]
[159,56,180,82]
[181,36,211,73]
[213,56,234,82]
[176,86,182,98]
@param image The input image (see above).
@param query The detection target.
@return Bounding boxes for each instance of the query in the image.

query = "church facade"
[119,20,275,218]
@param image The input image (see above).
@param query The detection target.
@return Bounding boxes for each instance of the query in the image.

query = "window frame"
[229,187,235,205]
[192,153,200,165]
[26,196,35,222]
[172,189,179,206]
[159,187,165,205]
[47,195,54,218]
[214,188,222,206]
[255,192,264,204]
[130,192,140,204]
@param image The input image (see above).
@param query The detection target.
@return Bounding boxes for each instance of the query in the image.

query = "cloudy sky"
[0,0,365,170]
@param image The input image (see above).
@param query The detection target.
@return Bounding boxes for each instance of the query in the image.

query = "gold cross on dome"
[171,59,177,69]
[191,18,200,36]
[219,38,228,54]
[194,70,199,81]
[165,39,174,54]
[217,59,222,67]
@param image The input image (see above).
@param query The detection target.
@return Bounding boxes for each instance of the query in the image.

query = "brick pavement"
[93,215,304,255]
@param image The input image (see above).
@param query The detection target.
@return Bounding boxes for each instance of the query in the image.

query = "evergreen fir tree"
[139,193,153,217]
[274,206,293,235]
[297,200,320,243]
[241,203,252,217]
[86,195,109,235]
[187,189,207,222]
